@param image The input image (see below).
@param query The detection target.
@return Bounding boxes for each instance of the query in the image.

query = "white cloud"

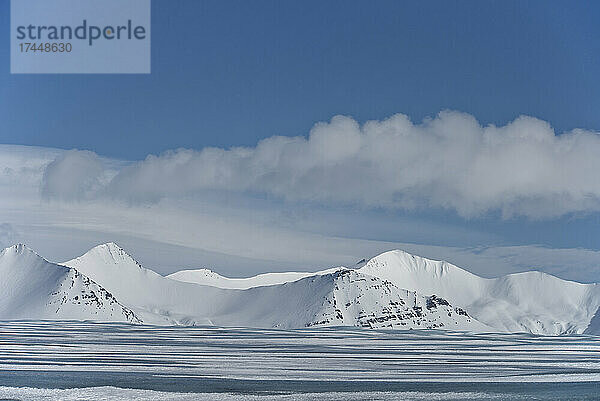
[37,111,600,218]
[2,110,600,282]
[41,150,106,201]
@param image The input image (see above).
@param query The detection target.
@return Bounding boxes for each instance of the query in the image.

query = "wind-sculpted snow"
[0,245,140,323]
[0,321,599,400]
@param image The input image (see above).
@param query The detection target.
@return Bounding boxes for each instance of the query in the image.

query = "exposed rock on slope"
[303,269,487,330]
[9,242,596,335]
[62,244,488,330]
[0,244,140,323]
[358,250,600,335]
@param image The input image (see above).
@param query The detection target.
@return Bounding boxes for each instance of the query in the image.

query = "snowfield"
[1,242,600,335]
[0,321,599,400]
[2,244,600,399]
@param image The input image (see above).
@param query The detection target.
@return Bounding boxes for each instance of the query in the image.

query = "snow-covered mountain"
[63,243,227,325]
[184,269,489,330]
[290,269,488,330]
[358,250,600,335]
[167,248,600,334]
[4,242,599,334]
[61,243,486,330]
[0,244,139,323]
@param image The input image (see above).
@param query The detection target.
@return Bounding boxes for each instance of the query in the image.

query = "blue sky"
[1,1,600,278]
[2,1,599,158]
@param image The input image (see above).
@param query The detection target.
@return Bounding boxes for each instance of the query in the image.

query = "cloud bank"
[2,134,600,281]
[42,111,600,218]
[41,150,105,201]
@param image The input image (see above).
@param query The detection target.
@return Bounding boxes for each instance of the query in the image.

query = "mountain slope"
[62,243,488,330]
[60,243,600,334]
[298,269,488,330]
[203,269,489,330]
[64,242,174,309]
[358,250,600,335]
[166,250,600,334]
[63,243,228,324]
[584,307,600,335]
[167,267,339,289]
[0,244,140,323]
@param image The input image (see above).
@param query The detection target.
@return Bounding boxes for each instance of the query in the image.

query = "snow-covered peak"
[1,244,56,271]
[358,249,600,335]
[98,241,121,251]
[80,242,143,268]
[0,244,140,323]
[2,243,50,262]
[63,244,176,316]
[500,269,587,285]
[3,243,39,257]
[166,268,227,283]
[90,242,125,255]
[364,249,478,279]
[359,249,483,307]
[179,268,222,279]
[5,243,599,334]
[301,269,490,331]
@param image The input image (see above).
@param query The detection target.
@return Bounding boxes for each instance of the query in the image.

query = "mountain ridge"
[0,244,140,323]
[62,243,486,329]
[357,250,600,335]
[166,267,340,289]
[2,242,599,335]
